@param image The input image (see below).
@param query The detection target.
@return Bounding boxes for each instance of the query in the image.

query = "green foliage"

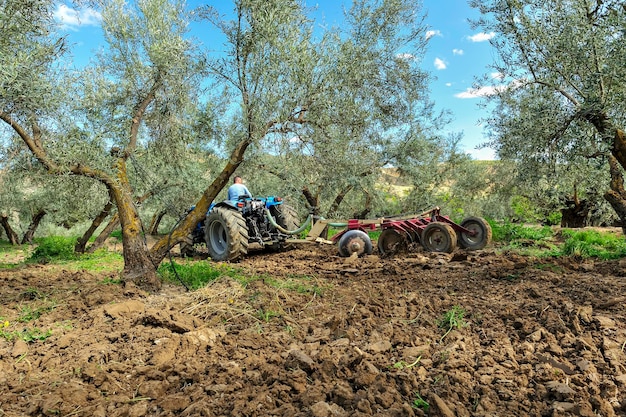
[510,195,540,223]
[437,305,467,342]
[557,230,626,260]
[0,327,52,343]
[256,308,281,322]
[544,211,562,226]
[412,393,429,411]
[470,0,625,223]
[158,261,245,290]
[489,219,626,259]
[262,274,325,296]
[489,220,554,243]
[17,302,57,323]
[70,250,123,272]
[27,236,77,263]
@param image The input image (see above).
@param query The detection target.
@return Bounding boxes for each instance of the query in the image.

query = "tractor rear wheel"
[338,230,373,257]
[458,216,492,250]
[271,204,300,232]
[205,207,249,261]
[421,222,457,253]
[377,229,406,256]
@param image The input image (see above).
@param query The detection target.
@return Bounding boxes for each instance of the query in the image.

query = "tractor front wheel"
[421,222,457,253]
[458,216,492,250]
[205,207,249,261]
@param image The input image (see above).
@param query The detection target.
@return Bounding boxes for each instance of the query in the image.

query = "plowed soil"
[1,242,626,417]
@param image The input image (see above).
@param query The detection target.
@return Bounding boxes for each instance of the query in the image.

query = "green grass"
[17,302,58,323]
[27,236,78,263]
[437,305,467,342]
[158,260,247,290]
[488,220,626,259]
[70,250,124,271]
[489,220,554,242]
[262,274,325,296]
[412,393,429,412]
[0,326,53,343]
[555,229,626,259]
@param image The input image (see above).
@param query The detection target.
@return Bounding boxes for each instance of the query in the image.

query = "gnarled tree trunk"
[21,209,46,244]
[111,183,160,291]
[604,155,626,234]
[148,209,167,235]
[585,112,626,233]
[1,215,19,245]
[76,192,115,253]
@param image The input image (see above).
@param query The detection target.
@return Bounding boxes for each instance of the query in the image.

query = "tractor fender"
[210,200,240,211]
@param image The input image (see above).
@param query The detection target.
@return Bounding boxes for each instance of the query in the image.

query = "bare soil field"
[1,242,625,416]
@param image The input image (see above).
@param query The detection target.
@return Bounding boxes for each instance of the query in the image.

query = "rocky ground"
[1,241,625,416]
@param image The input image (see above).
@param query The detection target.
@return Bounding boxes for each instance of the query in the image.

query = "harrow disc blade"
[377,229,407,256]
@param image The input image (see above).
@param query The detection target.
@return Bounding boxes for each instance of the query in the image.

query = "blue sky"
[55,0,498,160]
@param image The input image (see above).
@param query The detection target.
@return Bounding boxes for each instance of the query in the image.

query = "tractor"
[180,195,300,261]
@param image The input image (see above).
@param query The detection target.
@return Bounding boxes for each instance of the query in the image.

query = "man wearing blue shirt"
[228,176,252,201]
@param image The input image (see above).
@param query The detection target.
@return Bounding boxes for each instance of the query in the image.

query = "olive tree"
[149,0,322,260]
[0,0,201,290]
[242,0,449,220]
[470,0,626,229]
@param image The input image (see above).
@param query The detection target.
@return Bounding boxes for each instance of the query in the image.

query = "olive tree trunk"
[21,209,46,244]
[111,183,160,291]
[1,215,19,245]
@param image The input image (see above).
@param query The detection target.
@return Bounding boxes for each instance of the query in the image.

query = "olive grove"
[2,0,453,290]
[470,0,626,229]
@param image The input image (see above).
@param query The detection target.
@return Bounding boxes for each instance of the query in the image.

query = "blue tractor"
[181,195,300,261]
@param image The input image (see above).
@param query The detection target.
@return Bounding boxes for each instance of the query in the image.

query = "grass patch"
[0,326,53,343]
[27,236,77,263]
[489,220,558,256]
[70,250,124,271]
[555,229,626,259]
[262,274,325,296]
[158,260,247,290]
[110,230,123,241]
[490,220,554,242]
[488,220,626,259]
[17,302,57,322]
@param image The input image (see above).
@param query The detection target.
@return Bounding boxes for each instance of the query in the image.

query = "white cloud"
[426,30,442,40]
[445,82,452,87]
[54,4,102,30]
[491,72,505,80]
[434,57,447,70]
[396,53,415,61]
[455,85,499,99]
[452,49,464,55]
[468,32,496,42]
[455,79,524,99]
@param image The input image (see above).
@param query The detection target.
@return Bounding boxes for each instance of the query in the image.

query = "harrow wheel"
[338,230,373,257]
[458,216,492,250]
[377,229,407,256]
[421,222,457,253]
